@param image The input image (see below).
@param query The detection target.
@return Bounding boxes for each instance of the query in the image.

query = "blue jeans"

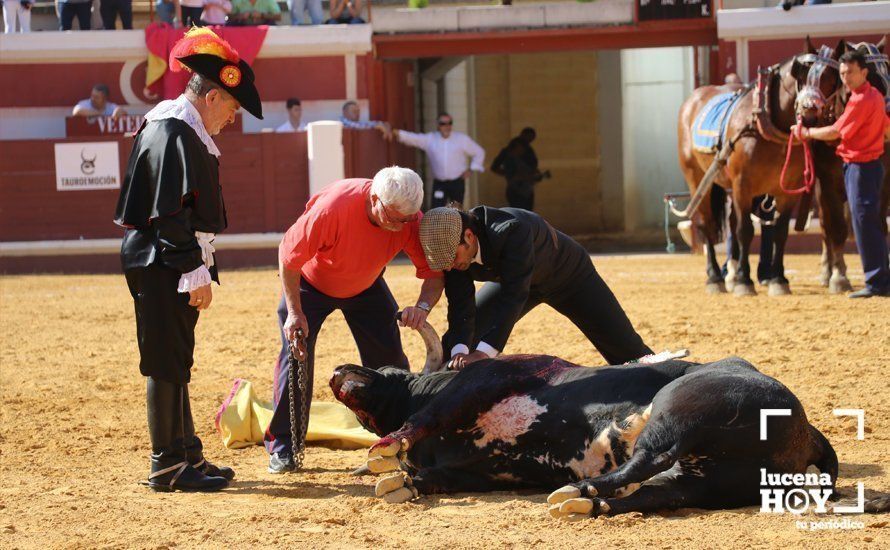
[844,160,890,292]
[264,276,408,455]
[59,1,91,30]
[288,0,323,24]
[154,0,175,24]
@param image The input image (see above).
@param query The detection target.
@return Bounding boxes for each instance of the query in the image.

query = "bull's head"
[330,365,414,436]
[80,148,97,175]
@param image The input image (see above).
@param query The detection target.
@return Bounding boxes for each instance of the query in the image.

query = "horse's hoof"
[819,274,831,288]
[706,281,727,295]
[768,282,792,296]
[724,278,736,292]
[828,276,853,294]
[733,283,756,297]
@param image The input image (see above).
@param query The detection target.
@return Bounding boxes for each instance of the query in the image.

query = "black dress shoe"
[268,452,296,474]
[849,287,890,299]
[147,460,229,492]
[194,458,235,481]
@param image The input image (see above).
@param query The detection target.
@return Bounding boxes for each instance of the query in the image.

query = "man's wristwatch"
[415,301,431,312]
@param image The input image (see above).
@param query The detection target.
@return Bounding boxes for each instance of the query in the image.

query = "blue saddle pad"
[693,92,741,153]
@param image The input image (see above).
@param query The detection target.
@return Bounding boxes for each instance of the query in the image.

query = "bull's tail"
[709,183,727,243]
[808,424,838,494]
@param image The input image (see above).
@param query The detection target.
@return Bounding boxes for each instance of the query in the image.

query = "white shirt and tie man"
[394,112,485,209]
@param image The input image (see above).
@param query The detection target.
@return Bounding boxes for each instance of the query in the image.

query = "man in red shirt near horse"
[794,49,890,298]
[265,166,445,473]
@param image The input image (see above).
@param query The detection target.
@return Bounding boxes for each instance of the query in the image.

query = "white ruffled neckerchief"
[144,95,221,294]
[144,94,221,158]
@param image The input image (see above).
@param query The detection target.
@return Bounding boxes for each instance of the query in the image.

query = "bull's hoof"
[706,281,727,295]
[589,498,611,518]
[547,485,582,505]
[374,473,418,504]
[733,283,756,297]
[366,456,401,474]
[828,276,853,294]
[548,498,593,522]
[369,436,403,458]
[768,281,791,296]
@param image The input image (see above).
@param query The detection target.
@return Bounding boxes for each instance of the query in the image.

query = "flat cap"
[419,207,463,271]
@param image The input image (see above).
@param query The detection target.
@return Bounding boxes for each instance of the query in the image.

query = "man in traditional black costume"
[114,28,263,492]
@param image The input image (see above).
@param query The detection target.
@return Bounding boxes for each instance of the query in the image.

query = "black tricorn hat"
[169,28,263,120]
[177,53,263,120]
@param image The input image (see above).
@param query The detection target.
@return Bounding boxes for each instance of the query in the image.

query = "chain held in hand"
[288,328,310,470]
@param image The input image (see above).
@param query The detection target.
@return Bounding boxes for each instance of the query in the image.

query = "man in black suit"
[419,207,653,369]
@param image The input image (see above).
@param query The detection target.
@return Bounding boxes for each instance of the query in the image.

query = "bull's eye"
[339,380,365,396]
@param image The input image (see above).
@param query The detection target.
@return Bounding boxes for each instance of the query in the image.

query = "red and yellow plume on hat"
[169,27,240,73]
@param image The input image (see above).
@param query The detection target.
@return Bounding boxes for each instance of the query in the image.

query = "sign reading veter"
[54,142,121,191]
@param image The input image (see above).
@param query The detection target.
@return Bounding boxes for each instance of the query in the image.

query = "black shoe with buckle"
[193,457,236,481]
[147,459,229,492]
[268,452,296,474]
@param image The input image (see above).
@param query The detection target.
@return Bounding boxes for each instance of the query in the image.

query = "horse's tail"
[709,183,727,243]
[808,424,838,493]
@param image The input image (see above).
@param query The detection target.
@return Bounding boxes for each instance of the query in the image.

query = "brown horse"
[814,36,890,294]
[677,38,844,296]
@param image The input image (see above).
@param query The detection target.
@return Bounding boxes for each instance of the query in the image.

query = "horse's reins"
[779,46,839,196]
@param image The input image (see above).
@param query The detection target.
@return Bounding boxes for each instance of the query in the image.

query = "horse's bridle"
[848,41,890,111]
[793,45,842,122]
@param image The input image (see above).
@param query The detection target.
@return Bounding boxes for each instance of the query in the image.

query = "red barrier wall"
[0,133,310,242]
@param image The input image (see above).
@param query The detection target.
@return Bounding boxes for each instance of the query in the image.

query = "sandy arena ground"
[1,253,888,549]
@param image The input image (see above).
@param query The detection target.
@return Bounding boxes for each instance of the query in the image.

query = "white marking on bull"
[566,405,652,479]
[472,395,548,448]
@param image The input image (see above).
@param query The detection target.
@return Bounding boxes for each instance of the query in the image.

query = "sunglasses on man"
[438,120,453,127]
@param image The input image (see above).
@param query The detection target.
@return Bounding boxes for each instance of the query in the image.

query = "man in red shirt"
[794,49,890,298]
[266,167,445,473]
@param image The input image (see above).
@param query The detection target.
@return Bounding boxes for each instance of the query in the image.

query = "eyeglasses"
[438,120,453,127]
[380,201,419,225]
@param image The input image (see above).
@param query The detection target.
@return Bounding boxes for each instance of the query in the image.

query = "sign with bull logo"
[54,142,121,191]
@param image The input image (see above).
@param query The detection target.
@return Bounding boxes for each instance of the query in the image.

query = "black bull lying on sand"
[331,354,843,519]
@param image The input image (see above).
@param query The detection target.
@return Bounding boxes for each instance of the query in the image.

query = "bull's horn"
[416,320,444,374]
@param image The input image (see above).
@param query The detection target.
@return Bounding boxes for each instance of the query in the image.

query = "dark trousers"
[264,276,409,455]
[100,0,132,29]
[60,2,91,30]
[180,6,203,27]
[506,185,534,211]
[844,160,890,292]
[464,265,652,366]
[431,178,465,208]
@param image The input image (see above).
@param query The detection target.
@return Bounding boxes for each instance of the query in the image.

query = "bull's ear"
[805,35,817,55]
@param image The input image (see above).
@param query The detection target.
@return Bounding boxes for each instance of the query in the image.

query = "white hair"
[371,166,424,214]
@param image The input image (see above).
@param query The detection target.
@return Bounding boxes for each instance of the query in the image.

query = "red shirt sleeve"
[832,94,867,140]
[278,200,336,273]
[403,218,443,280]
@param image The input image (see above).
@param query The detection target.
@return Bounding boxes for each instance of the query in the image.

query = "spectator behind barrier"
[3,0,32,33]
[202,0,232,25]
[228,0,281,25]
[340,100,391,139]
[57,0,93,30]
[73,84,127,119]
[327,0,364,24]
[779,0,831,10]
[276,97,307,132]
[154,0,180,25]
[289,0,322,25]
[180,0,205,26]
[100,0,132,29]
